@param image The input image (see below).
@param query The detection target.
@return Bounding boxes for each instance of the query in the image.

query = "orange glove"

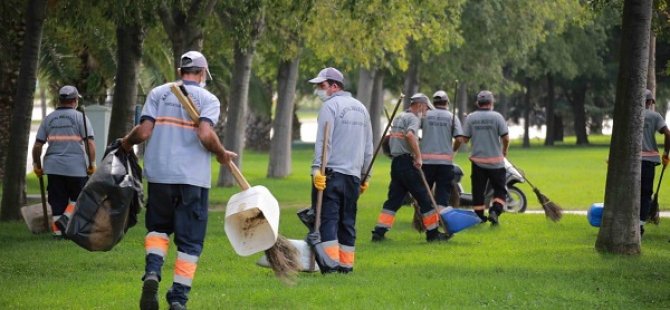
[663,153,669,167]
[313,170,326,191]
[87,165,96,175]
[33,166,43,177]
[359,181,369,194]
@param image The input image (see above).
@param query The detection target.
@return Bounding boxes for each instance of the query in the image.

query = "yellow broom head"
[265,234,300,284]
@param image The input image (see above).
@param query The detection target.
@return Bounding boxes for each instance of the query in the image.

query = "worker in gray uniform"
[307,67,373,273]
[371,93,452,242]
[640,89,670,235]
[462,90,509,225]
[421,90,464,207]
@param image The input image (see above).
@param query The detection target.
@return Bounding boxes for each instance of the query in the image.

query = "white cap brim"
[308,77,327,84]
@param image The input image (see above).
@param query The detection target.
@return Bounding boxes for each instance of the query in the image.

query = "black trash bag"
[63,139,143,251]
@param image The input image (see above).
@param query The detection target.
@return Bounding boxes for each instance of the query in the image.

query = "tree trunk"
[0,0,25,180]
[523,78,531,148]
[544,74,556,146]
[356,68,375,110]
[370,69,385,145]
[590,97,606,135]
[158,0,218,76]
[108,21,145,142]
[646,30,655,96]
[402,40,420,109]
[218,46,253,187]
[268,57,300,178]
[569,83,590,145]
[595,0,652,255]
[555,115,564,142]
[1,0,48,221]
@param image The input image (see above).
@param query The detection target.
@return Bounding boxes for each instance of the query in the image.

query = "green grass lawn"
[4,134,670,308]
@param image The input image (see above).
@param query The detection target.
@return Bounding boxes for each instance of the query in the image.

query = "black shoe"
[371,230,386,242]
[477,214,488,224]
[338,267,353,274]
[140,273,159,310]
[426,232,453,242]
[488,210,499,226]
[170,302,187,310]
[640,225,645,236]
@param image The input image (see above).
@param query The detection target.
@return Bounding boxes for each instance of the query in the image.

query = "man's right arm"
[197,121,236,164]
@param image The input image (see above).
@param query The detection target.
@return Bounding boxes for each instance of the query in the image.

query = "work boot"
[488,210,499,226]
[426,229,453,242]
[140,272,159,310]
[169,302,187,310]
[475,210,487,223]
[371,229,386,242]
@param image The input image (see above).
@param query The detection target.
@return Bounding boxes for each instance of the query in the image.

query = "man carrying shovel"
[640,89,670,236]
[32,85,96,238]
[120,51,236,310]
[371,93,452,242]
[305,67,373,274]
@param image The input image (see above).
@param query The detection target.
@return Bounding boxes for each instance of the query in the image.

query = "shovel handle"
[226,161,251,190]
[314,122,330,231]
[418,168,448,230]
[38,175,50,232]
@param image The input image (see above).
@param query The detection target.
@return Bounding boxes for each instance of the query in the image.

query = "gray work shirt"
[642,109,667,163]
[389,110,421,157]
[420,107,463,165]
[312,91,373,180]
[463,108,508,169]
[36,107,94,177]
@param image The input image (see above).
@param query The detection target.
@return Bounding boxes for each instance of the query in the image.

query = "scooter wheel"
[504,185,527,213]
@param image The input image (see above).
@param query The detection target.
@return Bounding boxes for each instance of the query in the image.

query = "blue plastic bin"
[439,207,481,234]
[587,203,604,227]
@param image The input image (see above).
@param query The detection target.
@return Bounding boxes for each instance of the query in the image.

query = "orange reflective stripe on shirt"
[389,132,405,139]
[421,153,453,161]
[469,156,505,165]
[47,135,82,142]
[339,245,355,268]
[641,151,660,157]
[155,116,197,130]
[145,232,169,257]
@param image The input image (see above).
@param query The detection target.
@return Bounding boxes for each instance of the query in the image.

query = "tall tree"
[107,1,153,142]
[596,0,652,255]
[216,0,265,187]
[158,0,218,77]
[1,0,49,220]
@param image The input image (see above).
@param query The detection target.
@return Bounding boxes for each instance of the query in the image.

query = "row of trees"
[0,0,668,253]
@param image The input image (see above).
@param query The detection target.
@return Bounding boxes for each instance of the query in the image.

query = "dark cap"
[410,93,435,110]
[59,85,81,100]
[645,89,655,103]
[477,90,494,104]
[433,90,449,104]
[308,67,344,84]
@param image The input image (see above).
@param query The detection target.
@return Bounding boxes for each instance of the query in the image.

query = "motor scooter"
[452,159,528,213]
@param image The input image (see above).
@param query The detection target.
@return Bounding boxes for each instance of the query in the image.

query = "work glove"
[33,166,43,177]
[313,170,327,191]
[87,165,96,175]
[360,181,369,194]
[663,154,669,167]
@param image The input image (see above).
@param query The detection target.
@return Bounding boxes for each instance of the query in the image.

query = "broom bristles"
[649,198,660,225]
[265,234,300,284]
[534,188,562,222]
[411,201,425,232]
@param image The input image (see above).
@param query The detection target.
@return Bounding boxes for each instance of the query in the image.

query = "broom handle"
[314,122,330,231]
[362,93,404,182]
[418,168,448,230]
[38,175,50,232]
[654,164,667,195]
[506,159,539,190]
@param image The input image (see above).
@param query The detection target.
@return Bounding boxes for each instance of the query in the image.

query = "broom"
[648,163,666,225]
[509,160,562,222]
[172,82,300,282]
[361,93,404,182]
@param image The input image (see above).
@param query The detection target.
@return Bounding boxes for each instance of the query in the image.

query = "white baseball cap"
[180,51,212,80]
[308,67,344,84]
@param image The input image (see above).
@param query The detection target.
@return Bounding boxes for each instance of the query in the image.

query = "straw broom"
[508,161,562,222]
[171,82,300,282]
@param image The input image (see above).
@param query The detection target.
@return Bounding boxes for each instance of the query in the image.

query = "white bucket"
[20,203,52,234]
[224,185,279,256]
[256,239,319,272]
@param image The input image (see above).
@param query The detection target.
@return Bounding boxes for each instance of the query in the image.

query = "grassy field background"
[3,134,670,308]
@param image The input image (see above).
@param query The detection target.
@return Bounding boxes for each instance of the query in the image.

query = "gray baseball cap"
[433,90,449,104]
[645,89,655,102]
[59,85,82,100]
[477,90,494,104]
[410,93,435,110]
[180,51,212,80]
[308,67,344,84]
